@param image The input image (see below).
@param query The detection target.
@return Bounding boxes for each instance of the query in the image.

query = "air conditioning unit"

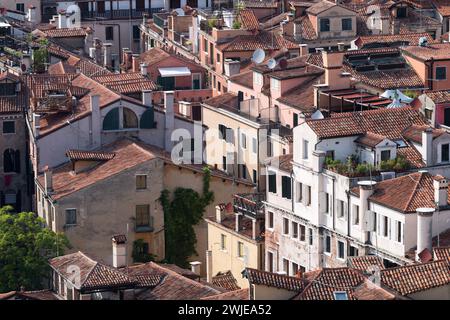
[363,210,376,232]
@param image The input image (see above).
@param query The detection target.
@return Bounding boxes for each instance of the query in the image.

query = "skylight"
[333,291,349,300]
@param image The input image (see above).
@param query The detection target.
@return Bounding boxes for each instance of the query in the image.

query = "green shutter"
[102,108,120,130]
[140,108,155,129]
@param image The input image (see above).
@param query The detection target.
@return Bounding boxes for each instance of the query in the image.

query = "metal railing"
[81,8,164,20]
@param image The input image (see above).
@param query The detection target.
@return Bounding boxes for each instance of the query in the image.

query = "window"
[218,82,222,93]
[253,169,257,183]
[349,246,358,257]
[203,38,208,53]
[396,221,402,243]
[308,228,313,245]
[296,182,303,202]
[237,241,244,257]
[0,83,16,96]
[102,108,120,130]
[267,140,273,157]
[241,133,247,149]
[324,192,330,213]
[241,164,247,179]
[221,234,227,250]
[303,139,309,159]
[133,25,140,40]
[334,291,348,300]
[218,124,227,140]
[216,53,220,63]
[105,26,114,41]
[16,3,25,12]
[293,113,299,127]
[267,251,274,272]
[123,108,138,128]
[136,205,151,230]
[268,172,277,193]
[353,204,359,225]
[442,144,450,162]
[192,73,201,90]
[253,72,263,86]
[397,7,407,18]
[324,235,331,253]
[292,222,298,239]
[268,211,274,229]
[283,258,289,274]
[252,138,257,153]
[380,150,391,161]
[65,209,77,225]
[325,150,334,160]
[320,18,330,32]
[3,149,20,173]
[136,0,145,11]
[383,216,389,237]
[337,200,345,218]
[306,185,311,206]
[97,1,105,13]
[299,224,306,242]
[140,108,155,129]
[283,218,289,235]
[136,175,147,190]
[3,121,15,134]
[281,176,292,199]
[5,191,16,206]
[222,156,227,171]
[292,262,299,276]
[342,18,352,31]
[436,67,447,80]
[337,241,345,259]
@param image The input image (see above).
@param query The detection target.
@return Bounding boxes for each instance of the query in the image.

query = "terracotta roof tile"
[402,125,445,144]
[201,288,249,300]
[355,33,436,48]
[434,247,450,263]
[212,271,241,291]
[243,268,305,291]
[66,150,116,161]
[424,90,450,104]
[242,0,279,8]
[433,0,450,16]
[403,43,450,61]
[44,28,87,38]
[239,9,260,31]
[354,132,386,148]
[381,260,450,296]
[218,33,298,52]
[347,256,385,272]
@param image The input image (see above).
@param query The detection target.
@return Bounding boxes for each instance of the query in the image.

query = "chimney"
[235,213,242,232]
[337,42,345,52]
[189,261,202,276]
[215,205,225,223]
[434,176,448,207]
[224,59,240,77]
[28,6,36,23]
[322,50,350,90]
[142,90,153,107]
[206,250,213,283]
[299,44,308,57]
[416,208,435,261]
[103,43,113,69]
[33,113,40,137]
[358,180,377,243]
[90,95,101,148]
[164,91,175,152]
[422,127,433,166]
[140,63,148,76]
[132,54,141,73]
[252,218,257,240]
[312,150,326,173]
[112,235,127,268]
[58,11,67,29]
[44,167,53,194]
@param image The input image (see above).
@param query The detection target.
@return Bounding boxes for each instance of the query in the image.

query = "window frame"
[341,18,352,31]
[136,174,147,190]
[65,208,77,226]
[436,66,447,80]
[320,18,330,32]
[2,120,15,134]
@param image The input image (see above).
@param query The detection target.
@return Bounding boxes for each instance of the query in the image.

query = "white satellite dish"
[311,110,324,120]
[267,58,277,69]
[252,48,265,64]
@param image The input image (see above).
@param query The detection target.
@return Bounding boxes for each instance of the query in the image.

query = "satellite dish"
[252,48,265,64]
[267,58,277,69]
[419,36,428,47]
[311,110,324,120]
[279,58,288,69]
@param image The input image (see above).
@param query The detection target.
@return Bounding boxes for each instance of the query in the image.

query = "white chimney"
[215,205,224,223]
[359,180,377,242]
[312,150,326,173]
[422,128,433,166]
[235,213,242,232]
[252,218,257,240]
[224,59,240,77]
[140,63,148,76]
[164,91,175,152]
[103,43,113,68]
[44,167,53,194]
[190,261,202,276]
[206,250,213,283]
[142,90,153,107]
[416,207,434,261]
[58,12,67,29]
[112,235,127,268]
[90,95,101,148]
[434,177,448,207]
[337,42,345,51]
[33,113,40,137]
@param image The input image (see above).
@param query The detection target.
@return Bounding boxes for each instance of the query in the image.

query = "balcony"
[81,8,164,21]
[233,193,265,218]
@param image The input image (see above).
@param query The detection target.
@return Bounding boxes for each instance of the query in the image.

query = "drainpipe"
[428,57,434,91]
[346,189,351,237]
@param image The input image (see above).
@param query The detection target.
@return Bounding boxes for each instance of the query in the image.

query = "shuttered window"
[281,176,292,199]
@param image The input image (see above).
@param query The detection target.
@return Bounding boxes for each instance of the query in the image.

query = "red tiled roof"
[434,247,450,263]
[433,0,450,16]
[347,256,385,272]
[218,33,298,52]
[66,149,116,161]
[355,33,436,48]
[354,132,386,148]
[212,271,241,291]
[402,125,445,144]
[93,72,158,93]
[44,28,87,38]
[243,268,305,291]
[403,43,450,61]
[201,288,249,300]
[239,9,260,31]
[381,260,450,296]
[277,73,324,111]
[293,15,317,40]
[307,0,355,15]
[242,0,279,8]
[424,90,450,104]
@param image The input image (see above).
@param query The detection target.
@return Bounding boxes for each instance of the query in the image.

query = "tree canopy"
[0,206,70,292]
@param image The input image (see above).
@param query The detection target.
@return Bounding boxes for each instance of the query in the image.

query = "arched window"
[103,108,120,130]
[140,108,155,129]
[4,149,20,173]
[123,107,138,128]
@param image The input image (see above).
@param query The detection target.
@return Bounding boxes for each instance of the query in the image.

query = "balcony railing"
[233,193,265,218]
[81,8,164,20]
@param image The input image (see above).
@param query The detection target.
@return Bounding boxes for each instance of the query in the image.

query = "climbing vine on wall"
[159,167,214,268]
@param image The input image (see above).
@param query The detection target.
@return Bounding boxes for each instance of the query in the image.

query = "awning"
[158,67,191,78]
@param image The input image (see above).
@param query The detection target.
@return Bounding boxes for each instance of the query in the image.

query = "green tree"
[159,167,214,268]
[33,39,49,73]
[0,206,70,292]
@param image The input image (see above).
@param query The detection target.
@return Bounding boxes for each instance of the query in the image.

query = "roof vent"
[419,37,428,47]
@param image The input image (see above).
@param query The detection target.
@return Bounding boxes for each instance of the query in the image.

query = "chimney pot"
[189,261,202,276]
[215,205,224,223]
[112,235,127,268]
[140,63,148,76]
[422,128,433,166]
[434,177,448,207]
[416,207,434,261]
